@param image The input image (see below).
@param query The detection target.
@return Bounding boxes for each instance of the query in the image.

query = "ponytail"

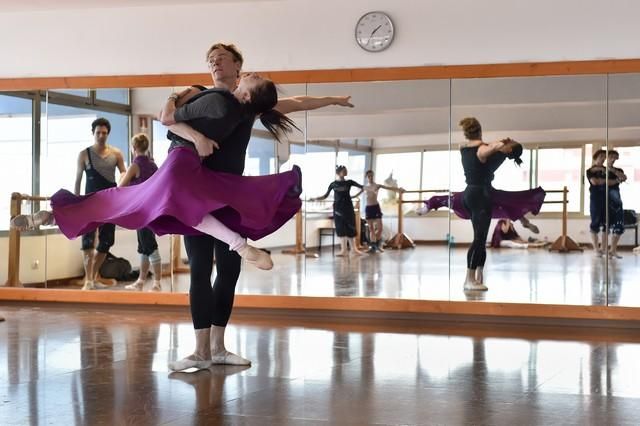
[507,141,524,166]
[259,109,299,143]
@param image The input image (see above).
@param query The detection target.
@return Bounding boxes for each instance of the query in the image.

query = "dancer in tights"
[458,117,524,291]
[363,169,404,252]
[489,219,547,249]
[586,149,608,257]
[310,165,365,256]
[11,73,300,284]
[117,133,163,292]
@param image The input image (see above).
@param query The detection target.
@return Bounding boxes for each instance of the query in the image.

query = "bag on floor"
[99,252,137,281]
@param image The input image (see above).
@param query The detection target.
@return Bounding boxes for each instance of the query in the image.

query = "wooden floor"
[49,246,640,307]
[1,303,640,425]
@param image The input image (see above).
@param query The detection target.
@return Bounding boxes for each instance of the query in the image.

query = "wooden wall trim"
[0,288,638,322]
[2,58,640,90]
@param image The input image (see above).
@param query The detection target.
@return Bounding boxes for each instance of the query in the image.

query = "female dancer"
[586,149,607,256]
[117,134,163,292]
[606,150,627,258]
[310,165,364,256]
[490,219,546,249]
[363,169,404,252]
[458,117,523,291]
[11,74,301,277]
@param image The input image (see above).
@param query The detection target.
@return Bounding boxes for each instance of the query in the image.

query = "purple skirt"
[51,147,302,241]
[424,187,546,220]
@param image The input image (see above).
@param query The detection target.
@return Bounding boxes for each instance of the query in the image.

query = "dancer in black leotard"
[311,165,364,256]
[459,117,523,291]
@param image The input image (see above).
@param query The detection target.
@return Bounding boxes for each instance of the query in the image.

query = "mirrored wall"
[1,73,639,308]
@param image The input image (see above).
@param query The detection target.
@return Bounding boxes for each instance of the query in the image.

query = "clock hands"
[367,25,382,45]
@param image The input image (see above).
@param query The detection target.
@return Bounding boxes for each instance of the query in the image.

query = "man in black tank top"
[73,118,126,290]
[161,43,356,371]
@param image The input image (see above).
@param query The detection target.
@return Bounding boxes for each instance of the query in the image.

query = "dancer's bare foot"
[238,245,273,270]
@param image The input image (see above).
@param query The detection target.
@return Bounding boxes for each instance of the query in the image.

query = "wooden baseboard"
[0,288,638,322]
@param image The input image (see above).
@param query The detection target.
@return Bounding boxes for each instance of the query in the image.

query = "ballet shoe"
[464,281,488,291]
[168,354,212,372]
[125,280,144,291]
[238,245,273,270]
[151,281,162,292]
[210,350,252,366]
[81,281,95,291]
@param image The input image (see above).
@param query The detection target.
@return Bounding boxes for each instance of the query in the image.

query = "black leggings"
[184,234,241,329]
[463,185,492,269]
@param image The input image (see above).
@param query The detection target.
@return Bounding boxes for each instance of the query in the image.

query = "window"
[96,89,129,105]
[614,146,640,212]
[374,152,422,215]
[0,95,32,230]
[152,120,171,166]
[50,89,89,98]
[304,144,337,200]
[40,102,129,197]
[245,136,276,176]
[492,149,531,191]
[537,148,582,212]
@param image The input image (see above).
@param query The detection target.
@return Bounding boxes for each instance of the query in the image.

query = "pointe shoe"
[210,350,251,366]
[463,281,488,291]
[238,245,273,270]
[168,354,212,372]
[522,221,540,234]
[125,280,144,291]
[81,281,95,291]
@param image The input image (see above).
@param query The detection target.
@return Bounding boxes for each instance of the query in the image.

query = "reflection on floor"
[53,246,640,307]
[1,303,639,425]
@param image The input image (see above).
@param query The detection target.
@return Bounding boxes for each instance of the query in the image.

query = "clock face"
[355,11,394,52]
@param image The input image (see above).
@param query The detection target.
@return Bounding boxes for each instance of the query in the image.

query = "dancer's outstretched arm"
[118,163,140,188]
[275,96,353,114]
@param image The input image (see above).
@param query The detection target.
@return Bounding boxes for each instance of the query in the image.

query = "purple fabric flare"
[51,147,302,241]
[424,187,546,220]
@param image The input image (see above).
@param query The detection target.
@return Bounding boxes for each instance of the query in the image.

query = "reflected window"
[374,152,421,214]
[95,89,129,105]
[40,102,129,197]
[152,120,171,166]
[245,136,276,176]
[538,147,582,212]
[305,144,336,200]
[614,146,640,212]
[0,94,32,230]
[50,89,89,98]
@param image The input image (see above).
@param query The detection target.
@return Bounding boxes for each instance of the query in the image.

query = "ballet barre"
[5,193,51,287]
[300,198,364,254]
[545,186,583,253]
[388,189,449,250]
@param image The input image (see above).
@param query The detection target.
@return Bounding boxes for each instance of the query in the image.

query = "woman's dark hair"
[91,117,111,134]
[459,117,482,140]
[592,149,606,161]
[191,84,208,91]
[336,165,347,174]
[608,149,620,159]
[246,77,299,142]
[507,141,524,166]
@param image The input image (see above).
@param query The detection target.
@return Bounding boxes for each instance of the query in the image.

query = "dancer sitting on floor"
[11,73,302,273]
[489,219,547,249]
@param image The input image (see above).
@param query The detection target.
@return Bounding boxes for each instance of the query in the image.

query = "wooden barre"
[11,193,51,202]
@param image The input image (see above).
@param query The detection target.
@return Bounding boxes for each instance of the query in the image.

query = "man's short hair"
[91,117,111,134]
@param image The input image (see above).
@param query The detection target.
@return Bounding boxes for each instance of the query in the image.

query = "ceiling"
[131,73,640,147]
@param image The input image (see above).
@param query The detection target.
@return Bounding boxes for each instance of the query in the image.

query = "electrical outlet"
[31,260,39,270]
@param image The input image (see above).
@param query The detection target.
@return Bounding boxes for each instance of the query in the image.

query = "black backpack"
[99,252,138,281]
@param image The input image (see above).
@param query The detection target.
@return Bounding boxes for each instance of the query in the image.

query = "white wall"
[1,0,639,79]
